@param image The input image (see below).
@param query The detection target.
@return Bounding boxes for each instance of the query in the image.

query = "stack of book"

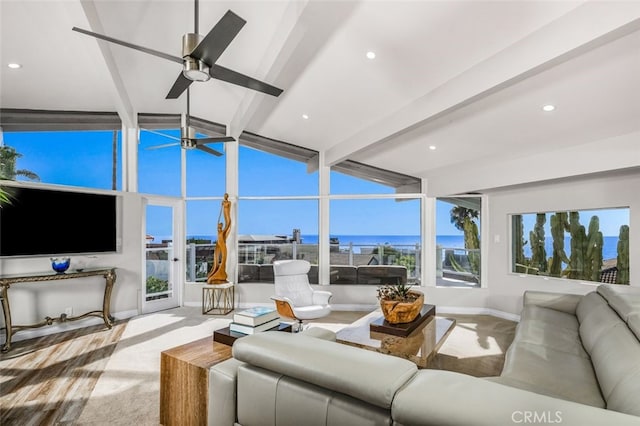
[229,307,280,335]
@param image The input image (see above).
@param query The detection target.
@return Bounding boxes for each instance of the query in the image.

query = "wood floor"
[0,321,127,426]
[0,310,516,426]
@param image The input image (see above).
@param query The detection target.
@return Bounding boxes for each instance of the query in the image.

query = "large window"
[138,129,181,197]
[239,145,318,196]
[3,130,122,190]
[436,197,482,288]
[236,199,319,283]
[186,143,226,197]
[185,200,220,282]
[329,197,422,285]
[236,136,319,283]
[511,207,630,284]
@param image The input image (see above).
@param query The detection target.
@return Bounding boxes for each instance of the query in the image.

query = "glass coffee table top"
[336,310,456,368]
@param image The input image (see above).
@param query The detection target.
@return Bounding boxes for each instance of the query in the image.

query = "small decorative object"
[377,282,424,324]
[51,257,71,273]
[207,193,232,284]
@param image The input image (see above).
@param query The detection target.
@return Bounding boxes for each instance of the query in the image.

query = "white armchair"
[271,259,332,331]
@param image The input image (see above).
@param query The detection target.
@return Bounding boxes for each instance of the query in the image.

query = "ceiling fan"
[144,87,234,157]
[72,0,283,100]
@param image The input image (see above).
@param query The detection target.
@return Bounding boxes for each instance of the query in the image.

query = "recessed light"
[366,51,376,60]
[7,63,21,69]
[302,114,309,120]
[429,145,437,151]
[542,104,555,112]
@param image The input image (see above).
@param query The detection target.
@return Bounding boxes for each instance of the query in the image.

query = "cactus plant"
[568,211,587,280]
[512,215,526,273]
[616,225,629,285]
[549,212,570,277]
[529,213,547,274]
[585,216,603,282]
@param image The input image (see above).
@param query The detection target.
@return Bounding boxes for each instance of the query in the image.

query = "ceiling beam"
[324,2,640,167]
[77,0,136,128]
[228,0,359,139]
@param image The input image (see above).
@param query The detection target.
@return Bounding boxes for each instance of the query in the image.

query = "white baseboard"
[437,306,521,322]
[0,309,139,343]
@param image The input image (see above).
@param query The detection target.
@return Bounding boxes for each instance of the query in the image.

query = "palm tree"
[449,205,481,277]
[0,145,40,207]
[449,206,479,234]
[0,146,40,181]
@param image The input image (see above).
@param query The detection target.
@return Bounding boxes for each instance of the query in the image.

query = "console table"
[0,267,117,352]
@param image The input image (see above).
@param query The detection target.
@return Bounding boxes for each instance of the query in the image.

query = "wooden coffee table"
[336,310,456,368]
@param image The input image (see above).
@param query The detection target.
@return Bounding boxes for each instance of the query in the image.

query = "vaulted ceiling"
[1,1,639,195]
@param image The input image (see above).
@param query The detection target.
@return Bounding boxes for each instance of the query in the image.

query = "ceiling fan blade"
[146,142,181,150]
[195,144,224,157]
[72,27,182,64]
[210,64,283,97]
[190,10,246,67]
[141,128,181,141]
[196,136,235,144]
[166,73,194,99]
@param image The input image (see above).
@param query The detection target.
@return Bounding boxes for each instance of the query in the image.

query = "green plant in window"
[450,206,480,277]
[585,216,603,282]
[463,216,480,276]
[512,215,527,273]
[146,276,169,294]
[0,146,40,208]
[616,225,629,285]
[568,211,587,280]
[549,212,570,277]
[0,146,40,181]
[529,213,547,274]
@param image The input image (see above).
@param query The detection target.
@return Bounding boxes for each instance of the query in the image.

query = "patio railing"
[183,242,422,284]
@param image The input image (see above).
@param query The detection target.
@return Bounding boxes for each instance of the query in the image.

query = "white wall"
[0,192,144,341]
[485,170,639,315]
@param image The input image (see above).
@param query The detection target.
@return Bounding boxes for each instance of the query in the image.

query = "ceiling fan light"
[183,58,210,82]
[181,138,197,149]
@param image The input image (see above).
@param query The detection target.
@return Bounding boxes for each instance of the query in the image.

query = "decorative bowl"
[51,257,71,273]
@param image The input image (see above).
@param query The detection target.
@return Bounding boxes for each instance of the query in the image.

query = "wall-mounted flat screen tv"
[0,186,118,257]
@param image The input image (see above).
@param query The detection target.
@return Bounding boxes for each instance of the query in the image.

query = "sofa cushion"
[500,341,604,408]
[588,322,640,413]
[513,318,587,358]
[394,370,640,426]
[237,365,393,426]
[577,292,623,353]
[629,312,640,341]
[232,331,417,409]
[519,304,579,331]
[607,367,640,416]
[523,290,582,314]
[597,284,640,340]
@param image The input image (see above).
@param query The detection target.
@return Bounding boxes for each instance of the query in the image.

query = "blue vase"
[51,257,71,273]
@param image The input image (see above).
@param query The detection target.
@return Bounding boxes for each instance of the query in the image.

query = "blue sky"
[4,130,628,239]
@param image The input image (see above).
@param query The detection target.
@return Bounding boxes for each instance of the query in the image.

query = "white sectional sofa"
[209,284,640,425]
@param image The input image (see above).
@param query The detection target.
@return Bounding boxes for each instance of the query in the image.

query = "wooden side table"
[202,282,234,315]
[160,337,233,426]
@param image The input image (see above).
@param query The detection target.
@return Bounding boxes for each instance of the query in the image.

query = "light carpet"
[76,307,232,425]
[76,309,514,425]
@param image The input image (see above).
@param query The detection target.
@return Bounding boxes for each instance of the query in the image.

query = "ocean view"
[184,234,621,260]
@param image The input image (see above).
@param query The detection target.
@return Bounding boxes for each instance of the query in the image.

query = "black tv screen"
[0,186,118,257]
